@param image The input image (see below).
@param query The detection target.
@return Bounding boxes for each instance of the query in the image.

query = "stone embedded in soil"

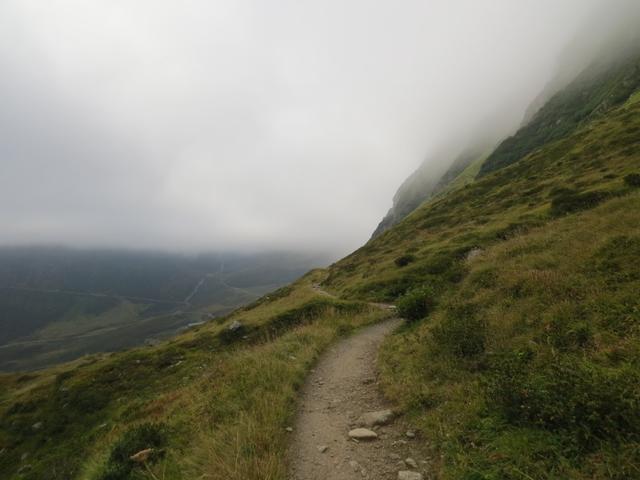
[130,448,154,463]
[405,458,418,469]
[348,428,378,440]
[398,471,424,480]
[356,409,394,427]
[405,430,416,438]
[317,445,328,453]
[227,320,243,332]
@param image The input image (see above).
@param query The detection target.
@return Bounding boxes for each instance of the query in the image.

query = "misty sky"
[0,0,632,255]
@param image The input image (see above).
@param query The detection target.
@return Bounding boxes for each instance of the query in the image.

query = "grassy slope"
[321,95,640,478]
[0,270,391,479]
[432,151,488,200]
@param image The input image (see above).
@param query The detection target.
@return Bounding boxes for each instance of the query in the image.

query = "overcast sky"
[0,0,634,255]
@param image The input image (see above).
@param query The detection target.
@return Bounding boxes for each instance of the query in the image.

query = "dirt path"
[287,317,429,480]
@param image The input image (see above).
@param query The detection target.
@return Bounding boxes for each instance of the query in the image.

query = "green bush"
[432,303,486,357]
[394,254,416,267]
[98,423,168,480]
[542,317,593,351]
[623,173,640,187]
[550,188,610,216]
[485,354,640,446]
[396,285,436,322]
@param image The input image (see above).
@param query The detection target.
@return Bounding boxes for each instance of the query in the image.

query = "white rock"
[285,427,293,432]
[348,428,378,440]
[398,471,423,480]
[356,409,394,427]
[405,458,418,469]
[317,445,328,453]
[405,430,416,438]
[228,320,243,332]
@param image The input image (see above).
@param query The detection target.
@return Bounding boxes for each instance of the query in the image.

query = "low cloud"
[0,0,635,255]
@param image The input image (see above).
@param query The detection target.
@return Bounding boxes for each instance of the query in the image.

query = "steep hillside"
[479,51,640,176]
[372,144,490,238]
[1,60,640,480]
[320,84,640,478]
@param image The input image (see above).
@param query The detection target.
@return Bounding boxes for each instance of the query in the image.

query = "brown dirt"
[287,318,431,479]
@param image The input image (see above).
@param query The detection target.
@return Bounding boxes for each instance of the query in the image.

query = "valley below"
[0,249,330,371]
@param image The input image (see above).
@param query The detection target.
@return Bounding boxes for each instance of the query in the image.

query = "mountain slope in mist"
[371,142,493,238]
[480,51,640,176]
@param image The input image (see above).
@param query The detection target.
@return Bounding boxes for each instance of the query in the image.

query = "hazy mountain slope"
[371,156,445,238]
[479,51,640,176]
[372,144,491,238]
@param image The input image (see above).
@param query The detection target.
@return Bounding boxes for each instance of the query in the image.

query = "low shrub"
[394,254,416,268]
[396,285,436,322]
[542,316,593,351]
[624,173,640,187]
[485,354,640,446]
[550,188,610,216]
[432,303,486,357]
[98,423,168,480]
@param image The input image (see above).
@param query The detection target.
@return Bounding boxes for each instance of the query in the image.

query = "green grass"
[319,91,640,479]
[0,271,391,480]
[378,194,640,479]
[433,150,489,199]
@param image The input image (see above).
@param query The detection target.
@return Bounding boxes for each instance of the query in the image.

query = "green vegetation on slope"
[0,271,390,480]
[321,89,640,478]
[372,143,493,238]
